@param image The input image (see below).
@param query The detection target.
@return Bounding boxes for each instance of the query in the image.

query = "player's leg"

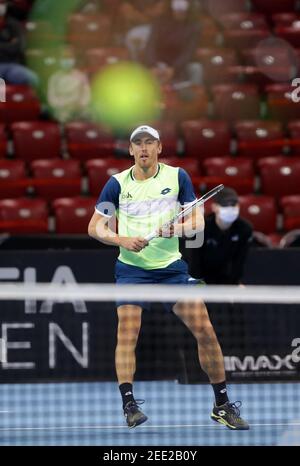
[173,300,225,383]
[116,304,148,428]
[173,300,249,430]
[116,304,142,384]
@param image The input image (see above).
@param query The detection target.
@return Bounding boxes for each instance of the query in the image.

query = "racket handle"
[145,231,157,241]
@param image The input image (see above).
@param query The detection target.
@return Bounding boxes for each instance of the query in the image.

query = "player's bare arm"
[159,207,205,238]
[88,211,148,252]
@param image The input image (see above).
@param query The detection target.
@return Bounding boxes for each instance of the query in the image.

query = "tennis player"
[88,125,249,430]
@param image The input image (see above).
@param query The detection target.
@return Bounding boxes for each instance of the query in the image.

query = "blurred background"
[1,0,300,250]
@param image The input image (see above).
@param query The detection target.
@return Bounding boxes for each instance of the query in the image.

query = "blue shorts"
[115,259,203,312]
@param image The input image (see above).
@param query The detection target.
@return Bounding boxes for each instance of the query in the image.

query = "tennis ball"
[90,62,161,131]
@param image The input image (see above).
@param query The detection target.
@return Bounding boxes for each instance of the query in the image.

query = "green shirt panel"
[113,163,181,270]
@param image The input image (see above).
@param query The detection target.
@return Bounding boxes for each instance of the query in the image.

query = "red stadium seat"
[258,156,300,197]
[0,85,40,124]
[241,44,298,83]
[0,124,7,158]
[272,13,298,26]
[0,160,27,198]
[30,159,82,201]
[275,24,300,48]
[160,157,200,177]
[181,120,231,160]
[195,48,238,85]
[280,195,300,230]
[11,121,61,162]
[242,45,295,66]
[287,120,300,154]
[162,85,209,122]
[67,14,111,56]
[202,157,254,194]
[251,0,296,14]
[85,47,129,74]
[0,198,48,234]
[154,121,178,157]
[266,84,300,121]
[235,120,284,158]
[223,29,270,51]
[65,122,115,160]
[86,158,132,196]
[52,197,96,234]
[239,195,277,234]
[226,65,280,89]
[212,84,261,122]
[204,0,248,17]
[220,13,268,29]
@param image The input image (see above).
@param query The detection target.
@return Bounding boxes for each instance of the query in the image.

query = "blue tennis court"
[0,380,299,446]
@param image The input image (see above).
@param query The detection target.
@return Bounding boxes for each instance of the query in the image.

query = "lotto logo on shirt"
[161,188,172,195]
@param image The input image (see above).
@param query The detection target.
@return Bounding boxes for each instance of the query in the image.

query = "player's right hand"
[119,237,149,252]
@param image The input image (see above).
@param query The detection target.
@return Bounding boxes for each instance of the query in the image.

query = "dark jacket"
[0,16,25,63]
[190,213,253,284]
[144,15,201,75]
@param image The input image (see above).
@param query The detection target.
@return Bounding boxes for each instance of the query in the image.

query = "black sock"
[119,383,135,408]
[212,381,229,406]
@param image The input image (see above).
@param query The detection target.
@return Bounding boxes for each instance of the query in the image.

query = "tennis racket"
[145,183,224,242]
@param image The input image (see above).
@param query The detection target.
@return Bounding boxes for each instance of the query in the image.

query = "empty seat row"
[27,42,300,86]
[1,194,300,235]
[1,154,300,201]
[190,156,300,199]
[0,81,300,124]
[203,0,297,16]
[196,45,300,86]
[4,118,300,161]
[3,83,300,125]
[0,197,96,234]
[182,119,300,158]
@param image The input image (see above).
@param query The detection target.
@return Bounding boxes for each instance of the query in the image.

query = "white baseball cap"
[130,125,160,142]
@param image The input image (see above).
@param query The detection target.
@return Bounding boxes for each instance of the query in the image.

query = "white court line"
[0,422,299,431]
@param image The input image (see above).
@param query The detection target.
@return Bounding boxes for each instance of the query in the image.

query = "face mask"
[218,206,239,224]
[171,0,189,12]
[60,58,75,70]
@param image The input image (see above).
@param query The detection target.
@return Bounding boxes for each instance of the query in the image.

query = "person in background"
[6,0,33,20]
[117,0,167,61]
[190,187,253,285]
[0,0,37,85]
[143,0,202,85]
[47,47,90,123]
